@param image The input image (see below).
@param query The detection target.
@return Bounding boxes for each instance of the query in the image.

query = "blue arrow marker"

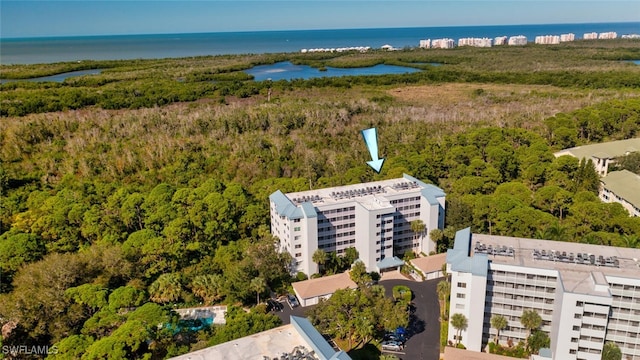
[361,127,385,173]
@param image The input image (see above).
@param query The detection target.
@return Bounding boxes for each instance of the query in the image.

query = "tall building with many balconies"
[269,174,445,276]
[447,228,640,360]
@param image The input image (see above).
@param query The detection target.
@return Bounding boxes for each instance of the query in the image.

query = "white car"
[381,340,403,351]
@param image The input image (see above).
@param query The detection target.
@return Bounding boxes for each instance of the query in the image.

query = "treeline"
[2,42,640,117]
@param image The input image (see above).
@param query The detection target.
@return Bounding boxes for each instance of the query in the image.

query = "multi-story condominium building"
[599,170,640,217]
[535,35,560,45]
[508,35,528,46]
[419,39,431,48]
[269,174,445,276]
[447,228,640,360]
[599,32,618,40]
[584,32,598,40]
[622,34,640,39]
[554,138,640,176]
[432,38,456,49]
[494,36,508,46]
[458,37,493,47]
[560,33,576,42]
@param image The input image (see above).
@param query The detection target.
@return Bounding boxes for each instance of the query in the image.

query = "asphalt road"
[381,278,441,360]
[271,277,442,360]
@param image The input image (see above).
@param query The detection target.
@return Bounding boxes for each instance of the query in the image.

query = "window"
[576,301,584,307]
[573,325,580,331]
[456,293,466,299]
[294,227,301,231]
[295,253,302,257]
[294,244,301,249]
[458,282,467,288]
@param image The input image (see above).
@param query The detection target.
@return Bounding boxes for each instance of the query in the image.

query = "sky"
[1,1,639,38]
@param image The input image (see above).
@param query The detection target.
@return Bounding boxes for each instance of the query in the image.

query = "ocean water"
[1,22,638,65]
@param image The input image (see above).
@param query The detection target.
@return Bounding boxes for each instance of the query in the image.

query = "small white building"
[292,271,358,307]
[410,253,447,280]
[553,137,640,176]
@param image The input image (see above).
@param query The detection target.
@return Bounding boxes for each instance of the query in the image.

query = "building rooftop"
[169,316,351,360]
[292,272,357,300]
[468,232,640,296]
[410,253,447,274]
[281,174,443,211]
[601,169,640,208]
[554,137,640,160]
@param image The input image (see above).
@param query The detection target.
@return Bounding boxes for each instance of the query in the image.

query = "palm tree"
[437,280,451,321]
[520,309,542,340]
[410,219,426,247]
[312,248,327,274]
[601,342,622,360]
[622,234,640,249]
[249,276,267,304]
[490,314,508,345]
[450,313,468,347]
[190,274,223,305]
[149,273,183,304]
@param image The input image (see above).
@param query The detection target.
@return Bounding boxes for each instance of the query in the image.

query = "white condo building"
[535,35,561,45]
[560,33,576,42]
[269,174,445,276]
[584,32,598,40]
[508,35,528,46]
[432,38,456,49]
[419,39,431,48]
[599,32,618,40]
[494,36,508,46]
[458,38,493,47]
[447,228,640,360]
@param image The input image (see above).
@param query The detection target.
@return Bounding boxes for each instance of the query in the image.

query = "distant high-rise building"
[494,36,508,46]
[432,38,456,49]
[584,32,598,40]
[535,35,561,45]
[419,39,431,49]
[599,32,618,40]
[560,33,575,42]
[508,35,527,46]
[458,37,492,47]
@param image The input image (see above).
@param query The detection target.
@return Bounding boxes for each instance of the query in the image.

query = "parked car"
[381,340,403,351]
[384,333,406,344]
[266,299,283,312]
[287,294,299,308]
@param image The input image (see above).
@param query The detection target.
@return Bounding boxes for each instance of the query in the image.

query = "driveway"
[273,296,309,324]
[380,277,441,360]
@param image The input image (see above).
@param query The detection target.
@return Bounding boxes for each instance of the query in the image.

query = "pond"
[631,60,640,65]
[0,69,103,84]
[245,61,421,81]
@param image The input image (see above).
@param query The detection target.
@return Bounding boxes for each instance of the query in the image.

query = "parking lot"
[381,277,441,360]
[269,277,441,360]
